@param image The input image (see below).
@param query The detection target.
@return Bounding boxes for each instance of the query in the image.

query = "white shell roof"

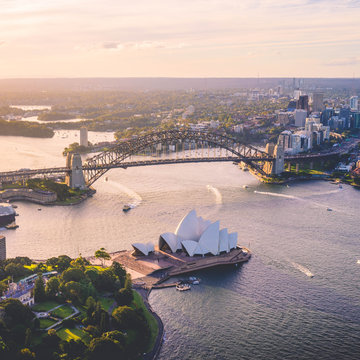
[132,242,155,256]
[175,209,200,242]
[219,228,230,253]
[160,232,180,253]
[158,210,238,257]
[182,240,198,257]
[228,233,238,250]
[199,221,220,255]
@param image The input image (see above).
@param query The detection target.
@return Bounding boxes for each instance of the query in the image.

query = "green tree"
[18,348,35,360]
[24,328,31,348]
[0,299,34,328]
[33,275,46,303]
[85,296,96,319]
[95,248,111,267]
[61,268,85,283]
[97,269,116,292]
[45,277,60,299]
[99,312,109,333]
[114,288,133,306]
[111,262,126,287]
[59,339,86,359]
[88,337,124,360]
[112,306,141,330]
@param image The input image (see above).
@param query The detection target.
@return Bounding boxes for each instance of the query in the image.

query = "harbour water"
[1,133,360,359]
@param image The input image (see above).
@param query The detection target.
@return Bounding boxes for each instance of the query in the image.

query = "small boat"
[123,204,131,212]
[105,177,108,182]
[38,208,42,211]
[5,222,19,230]
[188,276,200,284]
[339,184,342,189]
[327,208,333,211]
[11,204,18,209]
[176,283,191,291]
[243,185,248,189]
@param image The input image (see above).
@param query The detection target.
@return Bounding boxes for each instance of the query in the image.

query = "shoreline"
[0,187,96,206]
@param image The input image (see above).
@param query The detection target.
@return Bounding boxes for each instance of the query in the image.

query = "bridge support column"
[65,153,87,190]
[309,161,314,170]
[287,162,291,171]
[296,163,299,173]
[263,143,284,176]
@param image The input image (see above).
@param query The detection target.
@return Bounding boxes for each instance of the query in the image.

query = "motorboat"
[176,283,191,291]
[327,208,333,211]
[5,222,19,230]
[188,276,200,284]
[123,204,131,212]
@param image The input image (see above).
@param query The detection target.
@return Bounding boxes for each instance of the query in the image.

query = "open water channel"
[1,129,360,359]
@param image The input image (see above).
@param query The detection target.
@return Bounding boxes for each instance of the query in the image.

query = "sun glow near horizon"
[1,0,360,78]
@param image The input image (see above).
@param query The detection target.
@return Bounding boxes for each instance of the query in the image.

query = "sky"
[0,0,359,78]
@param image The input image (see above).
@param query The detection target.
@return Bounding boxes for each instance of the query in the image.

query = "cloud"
[100,41,187,51]
[324,57,360,66]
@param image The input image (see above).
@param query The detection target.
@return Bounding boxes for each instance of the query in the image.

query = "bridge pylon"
[65,153,87,189]
[263,143,284,176]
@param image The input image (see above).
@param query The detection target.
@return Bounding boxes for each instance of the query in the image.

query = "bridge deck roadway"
[0,147,348,182]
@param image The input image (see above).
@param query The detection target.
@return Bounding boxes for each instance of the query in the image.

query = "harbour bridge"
[0,129,343,188]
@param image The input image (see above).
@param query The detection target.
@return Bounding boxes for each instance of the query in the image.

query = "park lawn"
[132,290,158,352]
[32,300,61,312]
[57,327,91,344]
[98,296,114,311]
[39,318,57,329]
[85,265,107,272]
[50,304,74,319]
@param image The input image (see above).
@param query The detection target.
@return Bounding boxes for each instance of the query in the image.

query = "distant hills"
[0,77,359,91]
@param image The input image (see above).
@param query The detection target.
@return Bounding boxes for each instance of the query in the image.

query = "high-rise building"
[350,96,358,111]
[294,89,301,100]
[0,235,6,261]
[297,95,309,113]
[312,92,324,112]
[294,109,307,127]
[80,127,88,147]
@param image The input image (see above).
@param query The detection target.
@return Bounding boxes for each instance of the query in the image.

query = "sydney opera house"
[132,210,238,257]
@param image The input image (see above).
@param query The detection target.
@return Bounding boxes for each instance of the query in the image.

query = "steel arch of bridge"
[83,129,272,185]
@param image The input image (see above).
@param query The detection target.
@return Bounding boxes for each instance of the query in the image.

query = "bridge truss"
[83,129,272,185]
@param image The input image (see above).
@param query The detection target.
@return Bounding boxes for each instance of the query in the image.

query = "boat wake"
[291,261,314,278]
[207,185,222,204]
[254,191,297,200]
[107,180,142,207]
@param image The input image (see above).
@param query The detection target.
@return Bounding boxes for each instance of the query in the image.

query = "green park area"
[0,250,158,360]
[50,304,75,319]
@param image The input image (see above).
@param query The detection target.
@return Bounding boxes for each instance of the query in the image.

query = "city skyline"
[1,0,360,78]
